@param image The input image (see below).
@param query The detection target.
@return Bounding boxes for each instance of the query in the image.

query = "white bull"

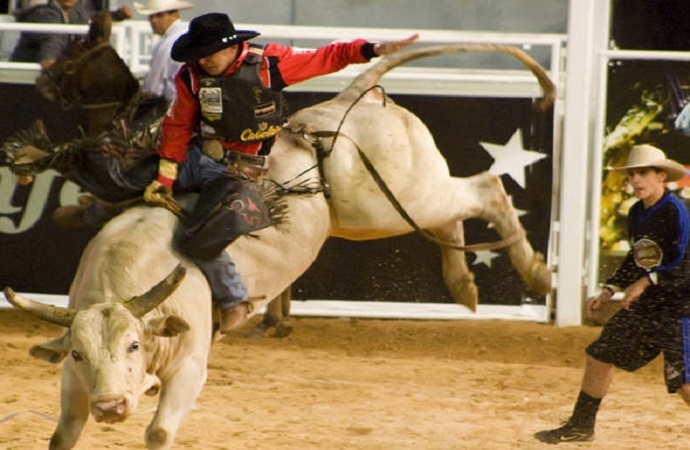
[249,43,553,315]
[4,43,554,449]
[5,230,206,449]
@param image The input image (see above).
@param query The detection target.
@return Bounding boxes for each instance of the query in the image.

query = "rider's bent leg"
[176,157,258,332]
[192,252,248,309]
[183,246,251,333]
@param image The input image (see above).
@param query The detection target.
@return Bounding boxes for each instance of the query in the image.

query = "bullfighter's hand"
[620,276,650,309]
[585,289,612,319]
[374,34,420,56]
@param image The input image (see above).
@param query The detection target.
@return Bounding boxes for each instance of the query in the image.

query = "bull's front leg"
[50,362,90,450]
[145,355,207,449]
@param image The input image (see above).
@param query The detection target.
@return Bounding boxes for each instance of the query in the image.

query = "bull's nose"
[92,398,128,422]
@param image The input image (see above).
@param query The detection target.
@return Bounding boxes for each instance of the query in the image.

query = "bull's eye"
[128,341,139,353]
[71,350,83,361]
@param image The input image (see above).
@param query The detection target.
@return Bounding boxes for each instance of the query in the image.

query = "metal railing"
[0,16,566,97]
[586,48,690,302]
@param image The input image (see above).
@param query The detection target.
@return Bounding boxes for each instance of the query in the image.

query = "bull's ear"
[29,334,70,364]
[147,315,190,337]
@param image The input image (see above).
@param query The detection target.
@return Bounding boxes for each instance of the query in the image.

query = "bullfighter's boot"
[533,420,594,444]
[534,391,600,444]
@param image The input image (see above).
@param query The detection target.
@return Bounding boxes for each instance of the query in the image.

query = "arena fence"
[0,17,565,96]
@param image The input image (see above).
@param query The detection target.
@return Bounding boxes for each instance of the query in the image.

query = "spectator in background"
[11,0,131,19]
[134,0,193,102]
[10,0,132,69]
[80,0,131,20]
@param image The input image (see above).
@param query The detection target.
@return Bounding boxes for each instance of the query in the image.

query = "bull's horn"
[124,264,187,318]
[3,287,76,327]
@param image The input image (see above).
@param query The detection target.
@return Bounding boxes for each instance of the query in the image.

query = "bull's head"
[3,264,189,423]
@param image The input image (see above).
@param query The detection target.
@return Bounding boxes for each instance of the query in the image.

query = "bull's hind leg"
[247,287,294,338]
[273,287,293,338]
[446,172,551,296]
[430,221,478,311]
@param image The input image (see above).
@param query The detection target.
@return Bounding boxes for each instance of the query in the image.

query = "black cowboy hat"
[171,13,260,63]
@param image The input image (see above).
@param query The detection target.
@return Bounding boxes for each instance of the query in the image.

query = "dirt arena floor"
[1,309,689,449]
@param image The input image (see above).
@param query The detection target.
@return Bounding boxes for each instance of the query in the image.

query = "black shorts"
[586,299,690,393]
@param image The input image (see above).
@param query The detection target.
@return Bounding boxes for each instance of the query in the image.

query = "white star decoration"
[480,129,547,189]
[507,195,527,219]
[487,195,526,229]
[472,250,500,268]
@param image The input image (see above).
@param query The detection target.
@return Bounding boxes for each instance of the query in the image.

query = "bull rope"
[290,85,526,253]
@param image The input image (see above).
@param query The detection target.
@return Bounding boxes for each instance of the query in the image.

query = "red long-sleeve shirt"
[157,39,374,162]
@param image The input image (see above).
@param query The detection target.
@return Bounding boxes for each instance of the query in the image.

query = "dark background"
[0,84,553,306]
[611,0,690,51]
[597,1,690,281]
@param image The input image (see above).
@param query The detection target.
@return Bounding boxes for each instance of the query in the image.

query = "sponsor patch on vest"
[254,101,277,118]
[240,122,282,142]
[200,86,223,121]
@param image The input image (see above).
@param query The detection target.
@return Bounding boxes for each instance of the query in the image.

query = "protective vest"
[197,45,286,143]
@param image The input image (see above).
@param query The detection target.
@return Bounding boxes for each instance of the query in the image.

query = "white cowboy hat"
[609,144,687,182]
[134,0,193,16]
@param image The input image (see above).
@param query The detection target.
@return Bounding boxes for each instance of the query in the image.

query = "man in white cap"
[134,0,193,102]
[535,144,690,444]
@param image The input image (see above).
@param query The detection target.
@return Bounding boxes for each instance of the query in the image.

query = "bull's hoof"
[457,292,478,312]
[273,319,293,338]
[50,432,73,450]
[527,252,552,295]
[246,322,270,339]
[246,319,293,339]
[451,276,478,312]
[146,426,170,449]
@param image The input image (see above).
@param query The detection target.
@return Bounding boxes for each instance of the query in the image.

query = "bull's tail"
[336,43,555,111]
